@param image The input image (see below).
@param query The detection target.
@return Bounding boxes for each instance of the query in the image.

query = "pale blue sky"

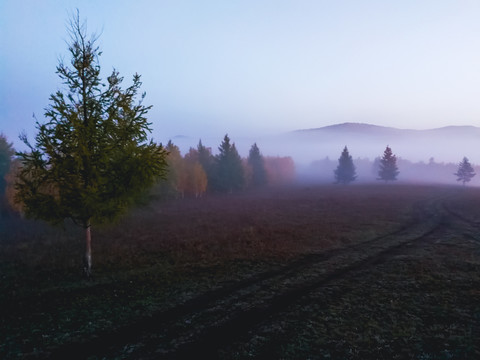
[2,0,480,152]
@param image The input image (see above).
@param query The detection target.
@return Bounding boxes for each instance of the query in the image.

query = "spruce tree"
[15,13,168,276]
[248,143,267,188]
[378,146,399,182]
[334,146,357,184]
[454,157,476,185]
[214,134,245,192]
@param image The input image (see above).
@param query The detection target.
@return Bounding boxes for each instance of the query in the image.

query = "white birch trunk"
[84,222,92,277]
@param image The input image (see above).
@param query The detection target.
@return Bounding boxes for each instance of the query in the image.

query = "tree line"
[151,137,295,199]
[0,12,476,276]
[0,13,296,275]
[332,145,475,185]
[334,145,400,184]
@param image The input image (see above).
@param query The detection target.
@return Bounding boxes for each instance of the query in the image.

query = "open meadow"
[1,184,479,359]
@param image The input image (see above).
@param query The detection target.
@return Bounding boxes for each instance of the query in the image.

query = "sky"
[2,0,480,155]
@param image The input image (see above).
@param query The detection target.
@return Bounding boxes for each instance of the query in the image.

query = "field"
[1,184,479,359]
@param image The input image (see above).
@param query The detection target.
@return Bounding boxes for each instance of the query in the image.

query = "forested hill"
[284,123,480,164]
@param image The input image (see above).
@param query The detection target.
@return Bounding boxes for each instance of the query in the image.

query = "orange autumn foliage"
[264,156,296,186]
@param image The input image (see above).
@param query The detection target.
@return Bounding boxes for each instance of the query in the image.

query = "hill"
[281,122,480,164]
[157,123,480,169]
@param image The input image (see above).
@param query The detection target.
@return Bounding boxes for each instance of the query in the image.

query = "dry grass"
[95,184,427,267]
[0,183,475,358]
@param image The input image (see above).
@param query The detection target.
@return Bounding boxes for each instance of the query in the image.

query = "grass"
[1,184,479,358]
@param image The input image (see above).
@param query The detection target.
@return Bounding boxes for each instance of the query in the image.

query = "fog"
[166,123,480,186]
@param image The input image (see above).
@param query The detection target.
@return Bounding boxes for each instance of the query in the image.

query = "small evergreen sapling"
[378,146,399,182]
[334,146,357,184]
[454,157,476,185]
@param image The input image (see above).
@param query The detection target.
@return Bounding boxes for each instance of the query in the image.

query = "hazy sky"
[2,0,480,152]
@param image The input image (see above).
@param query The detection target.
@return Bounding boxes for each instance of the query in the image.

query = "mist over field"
[287,123,480,164]
[168,122,480,186]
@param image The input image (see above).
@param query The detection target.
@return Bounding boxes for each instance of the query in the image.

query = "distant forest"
[2,130,479,217]
[304,155,478,185]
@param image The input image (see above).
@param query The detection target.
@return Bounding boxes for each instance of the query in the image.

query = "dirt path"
[42,190,478,359]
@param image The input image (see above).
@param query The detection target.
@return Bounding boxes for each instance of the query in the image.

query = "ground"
[0,184,479,359]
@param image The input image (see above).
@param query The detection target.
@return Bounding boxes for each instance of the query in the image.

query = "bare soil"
[1,184,479,359]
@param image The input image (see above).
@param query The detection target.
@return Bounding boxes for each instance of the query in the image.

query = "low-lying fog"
[166,123,480,186]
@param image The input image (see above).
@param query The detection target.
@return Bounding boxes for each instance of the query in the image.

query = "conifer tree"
[214,134,245,192]
[334,146,357,184]
[378,146,399,182]
[454,157,476,185]
[15,13,167,276]
[0,134,14,197]
[248,143,267,188]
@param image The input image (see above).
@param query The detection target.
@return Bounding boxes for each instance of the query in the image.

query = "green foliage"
[248,143,267,188]
[214,134,245,192]
[334,146,357,184]
[15,13,167,228]
[0,133,14,196]
[454,157,475,185]
[378,146,399,182]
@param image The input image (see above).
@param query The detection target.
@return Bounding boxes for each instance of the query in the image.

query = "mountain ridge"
[284,122,480,164]
[294,122,480,134]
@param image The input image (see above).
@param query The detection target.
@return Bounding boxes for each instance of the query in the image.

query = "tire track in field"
[112,197,447,359]
[438,199,480,246]
[45,196,447,359]
[161,230,444,359]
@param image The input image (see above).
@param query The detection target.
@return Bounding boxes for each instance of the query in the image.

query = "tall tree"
[15,13,167,276]
[334,146,357,184]
[5,158,23,214]
[181,147,207,197]
[0,134,15,215]
[184,147,200,164]
[188,162,208,197]
[214,134,245,192]
[162,140,187,198]
[0,133,14,197]
[248,143,267,188]
[196,139,215,192]
[454,157,476,185]
[378,146,399,182]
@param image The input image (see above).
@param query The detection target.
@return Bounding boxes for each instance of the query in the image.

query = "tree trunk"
[84,221,92,277]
